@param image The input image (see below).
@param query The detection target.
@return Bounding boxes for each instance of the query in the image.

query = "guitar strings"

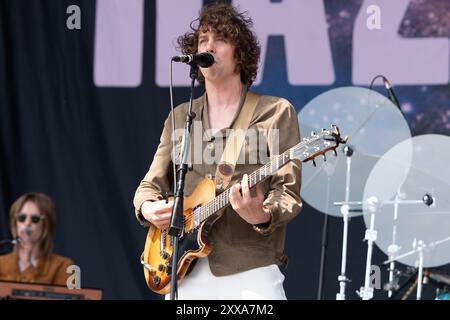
[183,146,311,228]
[167,132,335,229]
[182,152,291,227]
[181,132,330,226]
[182,158,276,225]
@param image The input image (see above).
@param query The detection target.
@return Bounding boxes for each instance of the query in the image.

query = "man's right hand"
[141,200,174,229]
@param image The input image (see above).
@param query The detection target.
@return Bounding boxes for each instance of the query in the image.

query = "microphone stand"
[369,75,401,110]
[168,63,198,300]
[0,239,18,247]
[317,176,330,300]
[0,238,18,254]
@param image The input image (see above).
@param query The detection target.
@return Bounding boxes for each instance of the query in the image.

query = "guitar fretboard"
[192,148,293,229]
[186,127,340,229]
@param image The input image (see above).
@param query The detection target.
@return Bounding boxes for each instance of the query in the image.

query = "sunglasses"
[16,213,44,224]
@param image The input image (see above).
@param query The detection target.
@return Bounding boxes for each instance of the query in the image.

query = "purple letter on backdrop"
[234,0,334,86]
[94,0,144,87]
[353,0,449,85]
[155,0,202,87]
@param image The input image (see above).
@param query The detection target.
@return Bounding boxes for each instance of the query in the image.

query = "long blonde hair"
[9,192,56,258]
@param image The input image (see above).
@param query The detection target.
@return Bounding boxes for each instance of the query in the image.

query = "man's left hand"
[229,174,271,225]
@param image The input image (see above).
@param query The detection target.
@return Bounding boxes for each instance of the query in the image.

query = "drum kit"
[298,86,450,300]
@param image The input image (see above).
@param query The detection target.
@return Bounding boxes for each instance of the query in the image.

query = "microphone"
[382,77,401,110]
[171,52,214,68]
[24,226,33,236]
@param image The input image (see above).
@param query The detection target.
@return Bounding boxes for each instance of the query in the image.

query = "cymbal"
[298,86,411,217]
[363,134,450,268]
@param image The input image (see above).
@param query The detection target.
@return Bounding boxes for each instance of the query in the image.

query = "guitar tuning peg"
[331,124,339,133]
[321,128,326,133]
[312,159,317,167]
[311,131,316,136]
[333,149,338,157]
[322,154,327,162]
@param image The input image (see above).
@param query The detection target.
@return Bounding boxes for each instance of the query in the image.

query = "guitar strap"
[214,91,260,192]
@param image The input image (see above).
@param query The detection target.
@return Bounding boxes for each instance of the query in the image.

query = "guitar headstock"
[292,125,348,165]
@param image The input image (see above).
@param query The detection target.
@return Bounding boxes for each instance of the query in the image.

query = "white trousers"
[165,257,287,300]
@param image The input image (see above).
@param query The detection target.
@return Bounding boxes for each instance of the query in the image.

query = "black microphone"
[382,77,401,110]
[0,237,19,247]
[24,226,32,236]
[171,52,214,68]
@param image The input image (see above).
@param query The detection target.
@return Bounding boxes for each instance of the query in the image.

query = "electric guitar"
[140,125,347,294]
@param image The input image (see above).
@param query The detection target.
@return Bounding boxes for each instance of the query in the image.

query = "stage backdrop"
[1,0,449,299]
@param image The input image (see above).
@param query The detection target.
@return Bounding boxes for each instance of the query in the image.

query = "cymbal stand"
[336,193,435,300]
[415,239,425,300]
[334,195,379,300]
[387,238,425,300]
[334,196,381,300]
[386,189,402,298]
[383,235,450,300]
[359,196,380,300]
[333,146,358,300]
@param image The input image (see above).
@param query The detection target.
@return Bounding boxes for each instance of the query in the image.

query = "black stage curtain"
[0,0,168,299]
[1,0,446,300]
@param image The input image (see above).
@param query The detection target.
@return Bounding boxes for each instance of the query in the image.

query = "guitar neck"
[193,148,293,228]
[190,126,344,229]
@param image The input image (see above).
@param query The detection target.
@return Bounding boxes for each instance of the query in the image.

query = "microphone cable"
[169,59,177,196]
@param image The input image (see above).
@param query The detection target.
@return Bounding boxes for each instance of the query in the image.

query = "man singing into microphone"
[134,2,302,299]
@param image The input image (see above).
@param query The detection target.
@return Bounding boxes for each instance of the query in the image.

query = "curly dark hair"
[177,2,261,87]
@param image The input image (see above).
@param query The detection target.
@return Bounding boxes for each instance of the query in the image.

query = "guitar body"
[142,178,220,295]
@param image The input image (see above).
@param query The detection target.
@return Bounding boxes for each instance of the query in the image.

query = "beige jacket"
[134,90,302,276]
